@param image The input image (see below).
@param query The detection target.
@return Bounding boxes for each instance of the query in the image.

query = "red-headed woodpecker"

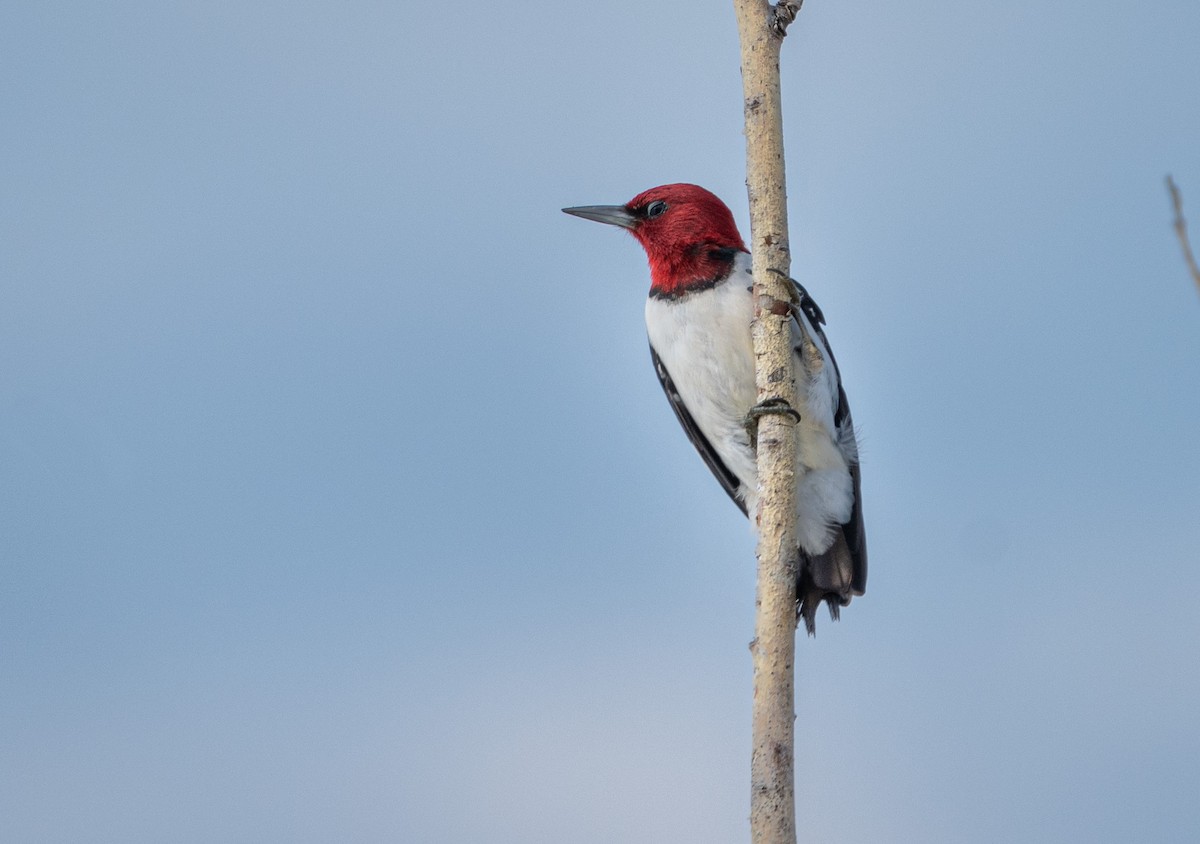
[564,183,866,633]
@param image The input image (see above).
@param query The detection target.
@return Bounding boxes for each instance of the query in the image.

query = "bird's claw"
[744,398,801,448]
[767,268,825,325]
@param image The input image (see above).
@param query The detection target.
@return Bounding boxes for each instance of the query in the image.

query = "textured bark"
[734,2,802,843]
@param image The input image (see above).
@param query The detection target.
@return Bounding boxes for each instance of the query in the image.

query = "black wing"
[790,279,868,629]
[649,344,748,516]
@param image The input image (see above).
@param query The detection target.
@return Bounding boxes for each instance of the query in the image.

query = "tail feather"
[798,529,864,636]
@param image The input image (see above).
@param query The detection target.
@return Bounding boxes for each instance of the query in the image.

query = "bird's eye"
[646,200,668,219]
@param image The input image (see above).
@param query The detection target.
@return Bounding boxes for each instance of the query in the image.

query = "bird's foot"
[766,268,826,325]
[744,398,801,448]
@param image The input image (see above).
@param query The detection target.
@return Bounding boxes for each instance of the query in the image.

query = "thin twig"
[1166,175,1200,295]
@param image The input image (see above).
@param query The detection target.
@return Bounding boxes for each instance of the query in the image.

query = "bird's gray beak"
[562,204,637,230]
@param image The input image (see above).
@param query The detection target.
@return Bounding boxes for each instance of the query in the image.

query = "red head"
[563,183,748,297]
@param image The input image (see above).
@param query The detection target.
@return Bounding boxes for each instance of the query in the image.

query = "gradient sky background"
[3,2,1199,842]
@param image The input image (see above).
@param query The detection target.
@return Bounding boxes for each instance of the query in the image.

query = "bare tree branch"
[734,1,802,842]
[1166,175,1200,295]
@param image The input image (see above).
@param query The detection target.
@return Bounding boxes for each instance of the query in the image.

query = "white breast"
[645,268,759,500]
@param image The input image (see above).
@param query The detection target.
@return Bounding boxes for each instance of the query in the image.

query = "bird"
[563,183,866,634]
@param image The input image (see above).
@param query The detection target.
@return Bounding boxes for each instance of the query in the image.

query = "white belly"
[645,275,759,501]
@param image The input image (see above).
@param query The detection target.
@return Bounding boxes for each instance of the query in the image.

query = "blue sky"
[3,2,1199,841]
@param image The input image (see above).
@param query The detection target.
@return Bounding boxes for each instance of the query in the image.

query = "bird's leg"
[767,267,803,301]
[767,267,827,324]
[744,398,801,450]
